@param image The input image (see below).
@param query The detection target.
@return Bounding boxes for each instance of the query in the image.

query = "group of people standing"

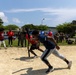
[0,28,27,48]
[0,28,14,48]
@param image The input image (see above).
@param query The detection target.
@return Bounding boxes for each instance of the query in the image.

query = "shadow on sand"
[12,67,68,75]
[15,57,35,62]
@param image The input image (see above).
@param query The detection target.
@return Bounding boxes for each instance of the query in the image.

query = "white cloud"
[42,8,76,25]
[0,12,8,23]
[5,8,76,26]
[12,18,21,23]
[5,8,41,13]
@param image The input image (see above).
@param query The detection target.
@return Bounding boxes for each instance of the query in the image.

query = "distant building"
[48,27,57,34]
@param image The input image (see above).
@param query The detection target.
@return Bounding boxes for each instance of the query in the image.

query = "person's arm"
[47,36,60,50]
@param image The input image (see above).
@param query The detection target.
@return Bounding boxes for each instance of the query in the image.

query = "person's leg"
[18,38,21,46]
[0,41,2,48]
[38,47,44,52]
[25,39,26,47]
[11,37,13,46]
[52,48,72,69]
[30,45,37,56]
[2,40,7,48]
[35,43,44,52]
[41,49,54,73]
[21,39,23,47]
[18,39,19,46]
[8,37,10,46]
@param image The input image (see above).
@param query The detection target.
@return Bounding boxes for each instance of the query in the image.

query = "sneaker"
[68,61,72,69]
[33,56,39,58]
[46,67,54,74]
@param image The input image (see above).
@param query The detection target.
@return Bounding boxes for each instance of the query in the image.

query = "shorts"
[30,43,40,50]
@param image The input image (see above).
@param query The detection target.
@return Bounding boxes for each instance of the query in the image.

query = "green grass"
[4,39,76,47]
[58,40,76,46]
[5,39,29,47]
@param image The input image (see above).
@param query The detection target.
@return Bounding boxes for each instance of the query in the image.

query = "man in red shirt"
[0,28,7,49]
[7,29,14,47]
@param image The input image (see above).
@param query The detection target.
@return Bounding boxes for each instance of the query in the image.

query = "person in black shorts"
[26,34,44,58]
[29,41,44,58]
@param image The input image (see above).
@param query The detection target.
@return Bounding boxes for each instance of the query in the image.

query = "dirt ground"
[0,46,76,75]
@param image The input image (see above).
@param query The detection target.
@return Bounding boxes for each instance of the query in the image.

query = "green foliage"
[56,22,76,34]
[0,25,4,29]
[4,39,76,47]
[22,24,48,30]
[22,24,35,30]
[5,24,19,30]
[0,18,4,29]
[37,25,48,30]
[0,18,3,25]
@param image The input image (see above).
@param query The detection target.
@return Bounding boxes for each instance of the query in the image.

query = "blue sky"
[0,0,76,27]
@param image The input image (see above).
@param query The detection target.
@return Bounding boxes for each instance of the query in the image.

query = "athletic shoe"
[68,61,72,69]
[33,56,39,58]
[46,67,54,74]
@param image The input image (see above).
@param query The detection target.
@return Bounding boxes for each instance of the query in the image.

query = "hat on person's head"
[32,30,39,35]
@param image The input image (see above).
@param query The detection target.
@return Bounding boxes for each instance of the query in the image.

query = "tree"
[22,24,48,31]
[37,25,48,30]
[5,24,19,30]
[0,18,4,28]
[56,22,73,33]
[22,24,35,30]
[56,22,76,37]
[0,18,3,25]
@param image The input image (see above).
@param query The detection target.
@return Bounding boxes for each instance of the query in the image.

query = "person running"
[0,28,7,49]
[32,30,72,74]
[26,34,44,58]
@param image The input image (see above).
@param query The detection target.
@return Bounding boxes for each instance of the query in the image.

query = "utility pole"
[41,18,45,25]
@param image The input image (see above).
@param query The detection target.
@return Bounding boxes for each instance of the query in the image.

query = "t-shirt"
[48,31,53,37]
[38,34,55,49]
[20,31,26,39]
[17,31,21,39]
[0,31,4,41]
[7,31,14,37]
[26,34,38,44]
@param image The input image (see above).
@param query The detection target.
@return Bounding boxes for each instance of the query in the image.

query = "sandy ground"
[0,46,76,75]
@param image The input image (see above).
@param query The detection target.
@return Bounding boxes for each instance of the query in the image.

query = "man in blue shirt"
[32,30,72,74]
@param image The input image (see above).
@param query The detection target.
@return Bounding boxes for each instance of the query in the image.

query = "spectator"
[59,32,64,43]
[0,28,7,49]
[7,29,14,47]
[17,28,21,46]
[48,30,53,37]
[20,29,26,47]
[54,33,59,43]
